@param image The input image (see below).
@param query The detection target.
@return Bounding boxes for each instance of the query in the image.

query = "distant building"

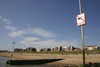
[55,47,58,51]
[23,49,27,52]
[40,48,51,52]
[51,46,79,51]
[74,47,81,51]
[84,45,99,50]
[37,49,41,52]
[58,46,62,51]
[14,48,23,52]
[51,47,55,51]
[45,48,51,51]
[26,47,36,52]
[40,48,44,51]
[63,46,74,51]
[62,46,66,51]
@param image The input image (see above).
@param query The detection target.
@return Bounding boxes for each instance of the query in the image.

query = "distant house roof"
[74,47,81,50]
[76,48,80,49]
[86,45,98,47]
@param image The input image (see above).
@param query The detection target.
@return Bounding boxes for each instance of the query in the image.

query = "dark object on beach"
[6,59,63,65]
[62,52,63,55]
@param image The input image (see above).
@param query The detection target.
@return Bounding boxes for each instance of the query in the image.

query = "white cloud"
[24,37,40,41]
[30,28,56,38]
[3,19,11,24]
[28,24,31,27]
[7,27,57,38]
[5,25,18,30]
[0,16,2,19]
[0,16,12,24]
[3,19,9,21]
[20,37,80,48]
[20,37,40,46]
[8,30,26,37]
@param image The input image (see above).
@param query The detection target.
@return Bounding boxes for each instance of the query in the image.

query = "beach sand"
[0,53,100,67]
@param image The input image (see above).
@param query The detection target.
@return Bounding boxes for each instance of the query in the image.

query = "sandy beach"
[0,53,100,67]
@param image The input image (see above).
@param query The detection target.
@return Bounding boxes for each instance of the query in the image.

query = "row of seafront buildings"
[37,46,78,52]
[84,45,99,50]
[14,46,80,52]
[50,46,80,51]
[14,45,99,52]
[14,47,36,52]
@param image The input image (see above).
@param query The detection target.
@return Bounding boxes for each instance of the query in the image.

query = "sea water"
[0,57,55,67]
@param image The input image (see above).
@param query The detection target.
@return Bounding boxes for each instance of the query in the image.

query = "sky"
[0,0,100,51]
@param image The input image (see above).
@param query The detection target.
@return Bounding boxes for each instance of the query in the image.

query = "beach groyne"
[6,59,63,65]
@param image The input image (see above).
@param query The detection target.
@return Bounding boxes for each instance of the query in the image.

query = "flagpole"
[11,41,15,60]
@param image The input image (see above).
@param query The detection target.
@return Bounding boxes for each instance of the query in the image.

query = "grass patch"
[80,62,100,67]
[3,50,100,55]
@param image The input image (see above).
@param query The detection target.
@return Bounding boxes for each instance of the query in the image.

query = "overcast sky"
[0,0,100,51]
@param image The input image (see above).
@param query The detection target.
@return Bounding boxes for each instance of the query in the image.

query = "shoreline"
[0,53,100,67]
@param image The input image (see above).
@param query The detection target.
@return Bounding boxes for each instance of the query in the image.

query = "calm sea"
[0,57,55,67]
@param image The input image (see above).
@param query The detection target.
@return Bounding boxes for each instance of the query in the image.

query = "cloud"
[20,37,40,46]
[0,16,2,19]
[8,30,26,37]
[24,37,39,41]
[3,19,9,21]
[20,37,80,48]
[7,27,57,38]
[30,28,56,38]
[0,16,11,24]
[5,25,23,37]
[5,25,18,30]
[3,19,12,24]
[28,24,31,27]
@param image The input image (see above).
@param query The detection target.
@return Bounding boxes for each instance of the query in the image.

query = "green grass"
[3,50,100,55]
[80,62,100,67]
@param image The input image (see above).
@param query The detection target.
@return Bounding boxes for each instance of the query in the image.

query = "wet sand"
[0,53,100,67]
